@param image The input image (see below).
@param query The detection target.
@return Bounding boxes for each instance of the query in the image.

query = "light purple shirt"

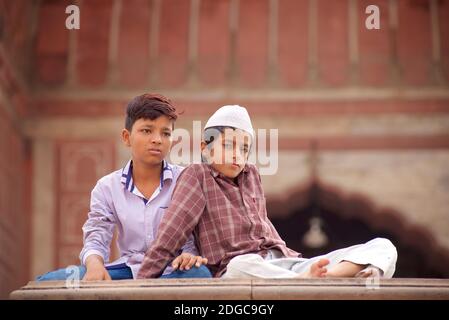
[79,160,198,278]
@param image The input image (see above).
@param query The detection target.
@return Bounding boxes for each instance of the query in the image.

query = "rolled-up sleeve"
[137,166,206,278]
[79,181,116,265]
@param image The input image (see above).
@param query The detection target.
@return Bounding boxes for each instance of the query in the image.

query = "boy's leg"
[159,265,212,278]
[222,254,303,279]
[223,238,396,279]
[36,266,87,281]
[223,254,331,279]
[292,237,397,278]
[104,264,134,280]
[37,265,133,281]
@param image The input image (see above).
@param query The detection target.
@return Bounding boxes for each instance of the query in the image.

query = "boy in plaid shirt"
[138,105,397,279]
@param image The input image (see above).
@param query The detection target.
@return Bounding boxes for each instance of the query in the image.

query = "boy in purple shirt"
[37,93,211,281]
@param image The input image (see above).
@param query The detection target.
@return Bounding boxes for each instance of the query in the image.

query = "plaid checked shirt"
[137,163,300,278]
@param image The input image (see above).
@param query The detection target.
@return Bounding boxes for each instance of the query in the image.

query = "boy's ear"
[201,141,216,162]
[121,129,131,147]
[200,141,210,164]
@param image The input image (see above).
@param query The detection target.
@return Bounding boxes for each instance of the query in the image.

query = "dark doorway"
[268,182,449,278]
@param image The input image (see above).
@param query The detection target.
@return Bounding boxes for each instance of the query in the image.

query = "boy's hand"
[83,255,112,281]
[172,253,208,271]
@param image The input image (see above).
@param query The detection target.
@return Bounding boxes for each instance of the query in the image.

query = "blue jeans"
[36,263,212,281]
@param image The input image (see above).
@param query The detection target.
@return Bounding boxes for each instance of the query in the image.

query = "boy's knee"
[192,265,213,278]
[183,265,213,278]
[36,270,61,281]
[222,254,263,278]
[373,237,395,249]
[36,272,60,281]
[227,254,264,271]
[372,237,398,259]
[36,266,85,281]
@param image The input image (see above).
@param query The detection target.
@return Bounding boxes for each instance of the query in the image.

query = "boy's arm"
[252,165,297,253]
[79,181,116,266]
[83,254,112,281]
[251,164,285,241]
[137,167,206,278]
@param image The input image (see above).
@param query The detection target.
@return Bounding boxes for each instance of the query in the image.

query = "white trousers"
[222,238,397,279]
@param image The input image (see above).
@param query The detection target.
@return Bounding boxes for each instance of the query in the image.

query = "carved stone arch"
[267,179,449,278]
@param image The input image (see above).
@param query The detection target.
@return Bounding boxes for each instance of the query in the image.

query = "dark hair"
[125,93,178,131]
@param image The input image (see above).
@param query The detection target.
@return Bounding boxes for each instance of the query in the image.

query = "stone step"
[10,278,449,300]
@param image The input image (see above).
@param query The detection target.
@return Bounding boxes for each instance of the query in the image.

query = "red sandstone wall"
[1,0,449,296]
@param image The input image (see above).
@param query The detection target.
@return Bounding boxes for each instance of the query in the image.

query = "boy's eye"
[141,129,151,134]
[163,132,171,137]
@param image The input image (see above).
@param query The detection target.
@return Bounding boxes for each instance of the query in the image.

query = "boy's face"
[122,116,173,167]
[201,128,251,178]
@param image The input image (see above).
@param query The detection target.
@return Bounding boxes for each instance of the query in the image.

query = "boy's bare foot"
[326,260,367,277]
[297,260,379,279]
[297,258,330,278]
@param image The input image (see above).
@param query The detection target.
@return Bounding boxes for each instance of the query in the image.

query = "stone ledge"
[10,278,449,300]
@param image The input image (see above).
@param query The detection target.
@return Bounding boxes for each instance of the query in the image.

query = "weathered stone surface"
[10,278,449,300]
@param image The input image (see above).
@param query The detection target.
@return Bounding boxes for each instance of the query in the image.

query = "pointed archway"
[267,180,449,278]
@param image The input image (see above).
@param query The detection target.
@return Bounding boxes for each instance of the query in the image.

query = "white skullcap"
[204,105,254,139]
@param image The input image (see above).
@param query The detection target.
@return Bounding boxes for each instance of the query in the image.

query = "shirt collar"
[161,160,174,187]
[121,159,174,193]
[208,163,249,180]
